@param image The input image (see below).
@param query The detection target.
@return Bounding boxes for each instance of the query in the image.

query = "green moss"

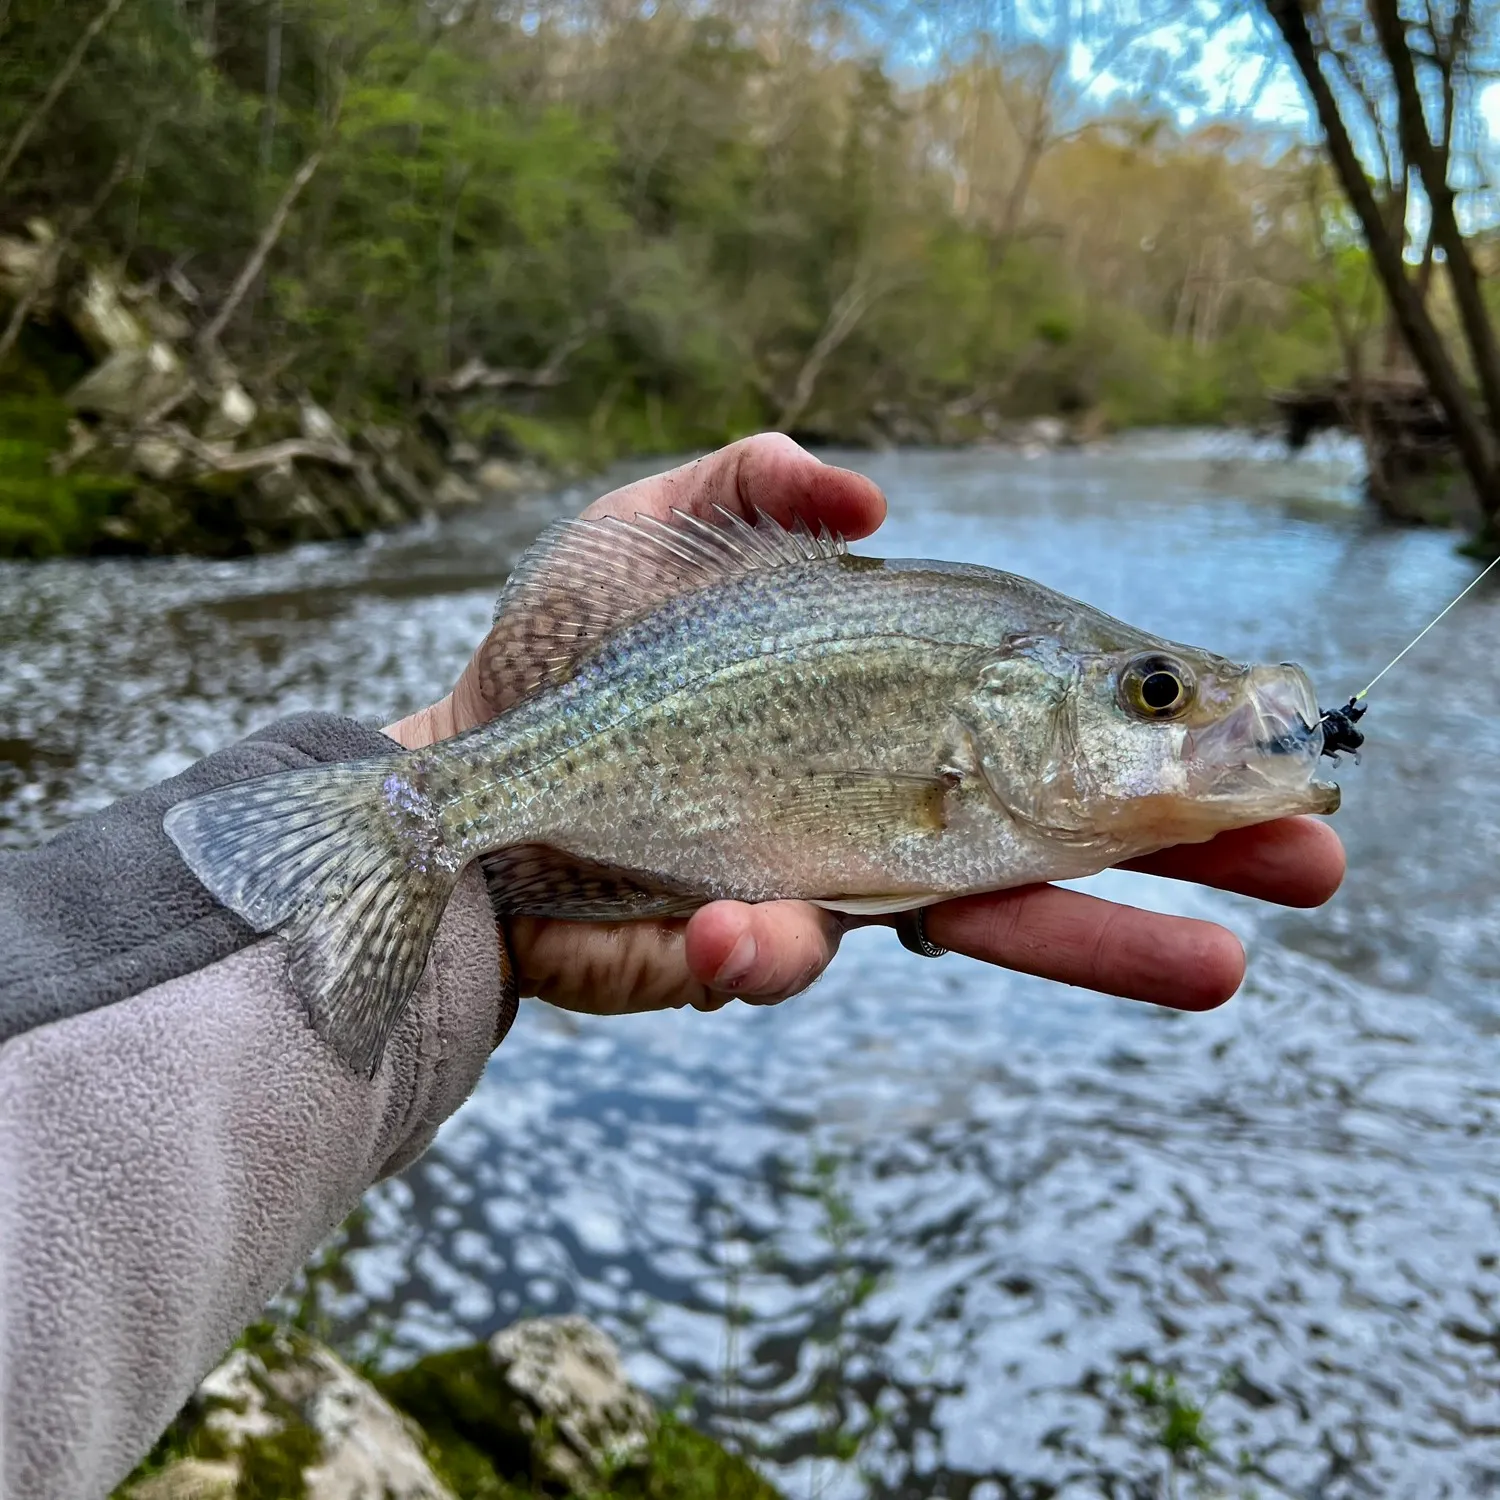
[379,1345,783,1500]
[378,1344,557,1493]
[0,393,133,559]
[610,1413,780,1500]
[234,1425,315,1500]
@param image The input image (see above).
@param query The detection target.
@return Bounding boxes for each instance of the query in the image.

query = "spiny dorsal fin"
[477,506,845,716]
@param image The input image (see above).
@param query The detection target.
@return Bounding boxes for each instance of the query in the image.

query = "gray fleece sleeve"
[0,714,515,1500]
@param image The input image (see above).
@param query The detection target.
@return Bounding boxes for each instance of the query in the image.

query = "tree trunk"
[1369,0,1500,439]
[1265,0,1500,518]
[260,0,283,174]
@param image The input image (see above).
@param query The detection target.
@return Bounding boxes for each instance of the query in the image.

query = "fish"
[163,506,1340,1077]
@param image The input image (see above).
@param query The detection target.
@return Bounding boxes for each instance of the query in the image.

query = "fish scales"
[164,508,1340,1076]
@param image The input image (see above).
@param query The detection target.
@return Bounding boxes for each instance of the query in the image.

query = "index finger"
[924,884,1247,1012]
[1123,816,1345,908]
[580,432,887,541]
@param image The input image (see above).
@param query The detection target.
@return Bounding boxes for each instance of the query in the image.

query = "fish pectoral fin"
[777,768,959,842]
[480,843,705,920]
[478,507,846,714]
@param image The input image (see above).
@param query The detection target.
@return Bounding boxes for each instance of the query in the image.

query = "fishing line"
[1355,549,1500,701]
[1318,548,1500,758]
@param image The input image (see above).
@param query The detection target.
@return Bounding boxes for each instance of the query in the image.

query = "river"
[4,433,1498,1498]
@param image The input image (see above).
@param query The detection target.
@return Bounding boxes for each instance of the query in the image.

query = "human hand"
[388,433,1346,1018]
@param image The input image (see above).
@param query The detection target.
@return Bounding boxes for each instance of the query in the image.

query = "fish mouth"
[1185,663,1340,816]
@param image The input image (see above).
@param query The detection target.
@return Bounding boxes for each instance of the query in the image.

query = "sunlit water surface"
[5,433,1499,1498]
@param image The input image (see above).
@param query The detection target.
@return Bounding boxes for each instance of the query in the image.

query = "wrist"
[385,695,456,749]
[385,661,493,750]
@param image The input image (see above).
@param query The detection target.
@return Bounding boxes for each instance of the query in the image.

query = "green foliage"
[0,348,132,558]
[1122,1366,1215,1466]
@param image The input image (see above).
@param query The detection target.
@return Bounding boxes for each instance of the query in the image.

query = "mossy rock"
[379,1337,779,1500]
[117,1323,782,1500]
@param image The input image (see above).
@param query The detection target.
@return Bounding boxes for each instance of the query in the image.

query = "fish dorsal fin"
[477,506,846,715]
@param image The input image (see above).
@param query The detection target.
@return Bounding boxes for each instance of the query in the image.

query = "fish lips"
[1184,664,1341,817]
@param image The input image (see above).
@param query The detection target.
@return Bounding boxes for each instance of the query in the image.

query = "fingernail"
[714,930,757,989]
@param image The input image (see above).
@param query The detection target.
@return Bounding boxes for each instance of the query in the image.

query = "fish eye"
[1120,654,1194,720]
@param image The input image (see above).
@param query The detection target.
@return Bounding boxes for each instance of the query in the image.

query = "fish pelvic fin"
[163,756,460,1079]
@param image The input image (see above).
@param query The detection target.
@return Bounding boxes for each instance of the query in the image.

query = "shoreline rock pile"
[119,1316,779,1500]
[0,221,545,557]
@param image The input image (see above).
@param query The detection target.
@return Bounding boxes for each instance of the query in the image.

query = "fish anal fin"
[812,892,949,916]
[480,843,705,920]
[478,507,846,714]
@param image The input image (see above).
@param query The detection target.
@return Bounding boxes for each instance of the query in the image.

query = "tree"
[1262,0,1500,526]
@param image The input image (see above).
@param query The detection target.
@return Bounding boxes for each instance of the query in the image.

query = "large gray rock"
[127,1333,453,1500]
[201,383,258,443]
[70,266,151,358]
[488,1314,656,1489]
[0,222,56,306]
[67,343,190,420]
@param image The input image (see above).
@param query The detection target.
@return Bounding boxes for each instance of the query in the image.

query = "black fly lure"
[1317,696,1368,761]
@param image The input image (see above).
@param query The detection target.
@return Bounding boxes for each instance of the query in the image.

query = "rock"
[119,1320,783,1500]
[476,457,525,493]
[447,440,481,467]
[0,226,55,305]
[299,397,346,448]
[488,1315,656,1489]
[70,267,151,358]
[67,343,189,420]
[125,1458,238,1500]
[130,1331,454,1500]
[286,1344,454,1500]
[131,434,186,482]
[197,1347,282,1446]
[201,383,257,443]
[378,1316,657,1493]
[433,471,480,509]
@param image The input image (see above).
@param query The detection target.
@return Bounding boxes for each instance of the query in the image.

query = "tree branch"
[0,0,129,190]
[163,426,355,475]
[429,313,603,397]
[197,147,324,357]
[776,268,888,431]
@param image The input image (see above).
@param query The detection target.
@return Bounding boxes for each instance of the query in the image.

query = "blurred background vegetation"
[0,0,1379,556]
[1,0,1496,556]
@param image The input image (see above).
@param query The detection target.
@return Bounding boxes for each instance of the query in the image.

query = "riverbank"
[117,1318,779,1500]
[0,230,1104,561]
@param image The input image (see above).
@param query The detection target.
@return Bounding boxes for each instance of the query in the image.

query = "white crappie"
[165,507,1339,1076]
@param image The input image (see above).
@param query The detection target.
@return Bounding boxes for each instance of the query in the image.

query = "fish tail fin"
[163,756,460,1078]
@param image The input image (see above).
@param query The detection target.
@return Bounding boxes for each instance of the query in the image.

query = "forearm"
[0,715,512,1500]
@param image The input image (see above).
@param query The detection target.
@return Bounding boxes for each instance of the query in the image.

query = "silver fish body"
[165,508,1339,1075]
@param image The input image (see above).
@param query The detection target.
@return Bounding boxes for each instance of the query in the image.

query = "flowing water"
[4,434,1499,1498]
